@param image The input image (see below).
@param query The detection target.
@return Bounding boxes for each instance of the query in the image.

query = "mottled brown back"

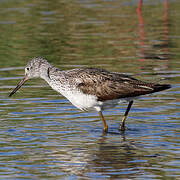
[61,68,171,101]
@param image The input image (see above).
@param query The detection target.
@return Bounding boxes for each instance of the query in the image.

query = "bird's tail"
[152,84,171,93]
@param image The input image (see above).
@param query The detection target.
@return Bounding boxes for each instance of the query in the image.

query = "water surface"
[0,0,179,179]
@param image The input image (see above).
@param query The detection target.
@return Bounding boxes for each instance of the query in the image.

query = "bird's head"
[9,57,51,97]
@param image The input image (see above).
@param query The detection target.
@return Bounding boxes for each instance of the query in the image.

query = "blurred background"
[0,0,179,179]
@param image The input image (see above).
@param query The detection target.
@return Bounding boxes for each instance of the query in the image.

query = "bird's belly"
[64,91,99,111]
[61,91,138,112]
[53,86,99,111]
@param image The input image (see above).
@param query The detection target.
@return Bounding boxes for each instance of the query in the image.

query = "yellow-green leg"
[99,111,108,132]
[120,101,134,131]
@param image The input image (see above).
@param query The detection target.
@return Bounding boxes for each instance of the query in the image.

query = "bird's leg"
[99,111,108,132]
[119,101,134,131]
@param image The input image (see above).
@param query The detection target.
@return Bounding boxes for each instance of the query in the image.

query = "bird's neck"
[40,66,63,85]
[39,65,52,83]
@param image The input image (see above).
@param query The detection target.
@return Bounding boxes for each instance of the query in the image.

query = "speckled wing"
[73,68,171,101]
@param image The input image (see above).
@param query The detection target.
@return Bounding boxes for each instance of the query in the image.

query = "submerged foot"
[119,124,126,131]
[103,126,108,133]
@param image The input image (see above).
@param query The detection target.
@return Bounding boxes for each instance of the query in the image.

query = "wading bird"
[9,57,171,132]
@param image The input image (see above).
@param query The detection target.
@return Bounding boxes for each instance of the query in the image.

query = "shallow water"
[0,0,180,179]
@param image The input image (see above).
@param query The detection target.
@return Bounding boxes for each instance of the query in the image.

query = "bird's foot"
[103,126,108,133]
[119,124,126,131]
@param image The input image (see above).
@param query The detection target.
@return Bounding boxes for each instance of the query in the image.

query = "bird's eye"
[26,67,30,71]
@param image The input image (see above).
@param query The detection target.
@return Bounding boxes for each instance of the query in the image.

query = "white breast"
[48,81,99,111]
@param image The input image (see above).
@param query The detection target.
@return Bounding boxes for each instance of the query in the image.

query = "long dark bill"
[9,77,28,97]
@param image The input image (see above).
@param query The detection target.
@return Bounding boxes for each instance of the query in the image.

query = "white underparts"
[47,79,138,112]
